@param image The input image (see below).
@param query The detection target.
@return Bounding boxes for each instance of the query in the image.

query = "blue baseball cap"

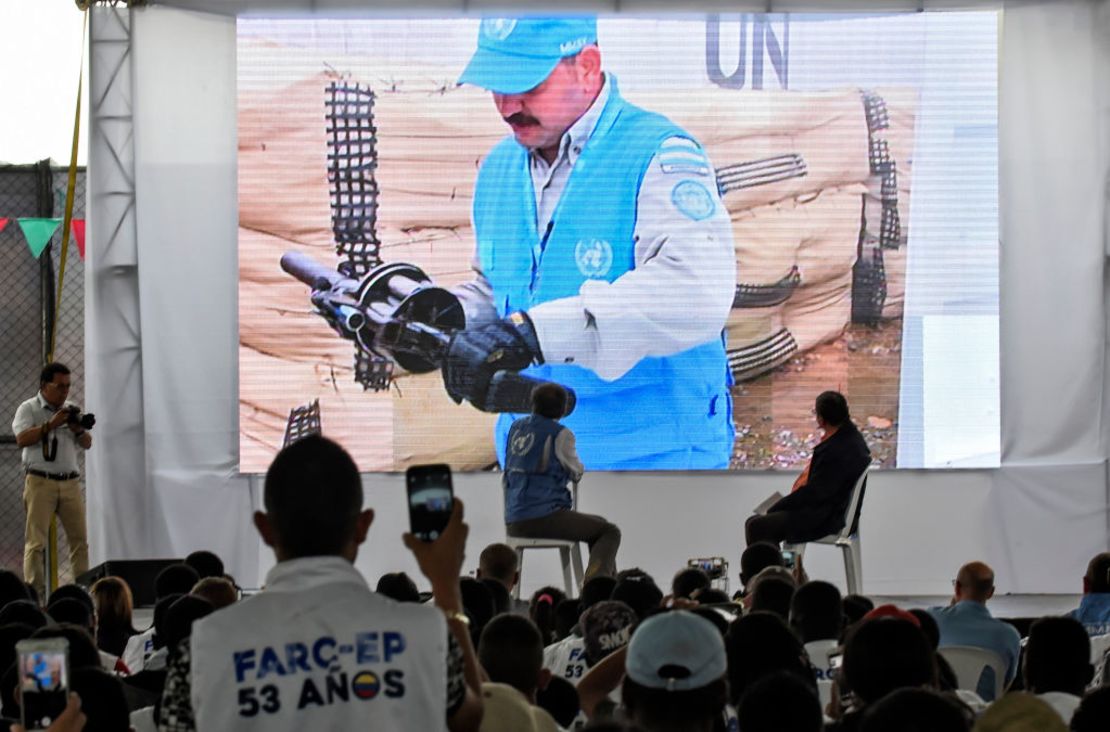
[625,610,727,692]
[458,17,598,95]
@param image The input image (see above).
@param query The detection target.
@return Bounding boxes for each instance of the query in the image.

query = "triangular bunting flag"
[71,219,86,260]
[0,217,8,234]
[18,218,62,259]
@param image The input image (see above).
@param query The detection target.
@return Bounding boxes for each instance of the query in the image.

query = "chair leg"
[843,540,862,596]
[570,543,585,595]
[512,547,525,600]
[559,546,574,597]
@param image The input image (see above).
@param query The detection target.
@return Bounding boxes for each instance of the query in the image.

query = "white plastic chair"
[783,466,870,595]
[506,481,585,599]
[938,645,1007,702]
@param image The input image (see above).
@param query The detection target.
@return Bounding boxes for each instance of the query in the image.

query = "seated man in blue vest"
[1068,552,1110,636]
[444,16,737,471]
[504,384,620,580]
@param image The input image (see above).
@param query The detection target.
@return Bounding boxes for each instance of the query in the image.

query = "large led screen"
[237,13,1000,473]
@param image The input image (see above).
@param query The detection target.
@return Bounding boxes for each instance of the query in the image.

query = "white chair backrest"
[938,645,1007,702]
[836,465,870,540]
[1090,633,1110,690]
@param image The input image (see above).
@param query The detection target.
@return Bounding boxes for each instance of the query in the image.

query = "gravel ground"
[730,319,903,470]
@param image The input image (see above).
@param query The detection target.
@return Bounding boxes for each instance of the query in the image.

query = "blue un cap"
[458,17,598,95]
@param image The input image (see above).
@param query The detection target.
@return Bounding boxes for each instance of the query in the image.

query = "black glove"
[443,312,543,409]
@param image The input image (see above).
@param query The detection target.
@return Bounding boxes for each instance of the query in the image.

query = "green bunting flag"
[18,218,62,259]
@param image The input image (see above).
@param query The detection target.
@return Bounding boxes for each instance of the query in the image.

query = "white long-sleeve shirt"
[456,74,736,382]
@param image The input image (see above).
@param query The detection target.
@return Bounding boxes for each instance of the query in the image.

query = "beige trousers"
[23,474,89,596]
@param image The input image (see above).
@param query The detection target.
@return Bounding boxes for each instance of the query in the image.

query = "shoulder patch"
[657,137,711,177]
[670,179,717,221]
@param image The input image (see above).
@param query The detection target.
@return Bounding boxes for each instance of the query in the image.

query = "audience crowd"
[1,436,1107,731]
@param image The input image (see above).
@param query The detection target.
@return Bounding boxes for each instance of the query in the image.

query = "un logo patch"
[671,179,716,221]
[482,18,517,41]
[511,432,535,456]
[574,238,613,279]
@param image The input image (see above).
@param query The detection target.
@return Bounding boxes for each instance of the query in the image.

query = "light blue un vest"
[503,415,571,523]
[474,79,734,470]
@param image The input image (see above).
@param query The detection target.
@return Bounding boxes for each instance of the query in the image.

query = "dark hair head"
[263,435,364,558]
[481,578,511,618]
[47,598,94,632]
[191,577,238,610]
[184,550,225,580]
[70,666,131,732]
[622,677,728,728]
[693,588,731,605]
[738,671,823,732]
[375,572,420,603]
[554,598,581,640]
[842,594,875,626]
[815,390,850,426]
[1086,552,1110,593]
[530,586,567,646]
[151,592,184,650]
[0,623,35,674]
[478,543,519,587]
[536,676,580,728]
[690,607,730,637]
[90,577,134,634]
[1024,616,1092,695]
[740,542,785,587]
[750,576,795,621]
[155,563,201,600]
[48,585,94,613]
[478,614,544,697]
[671,567,711,600]
[0,600,48,630]
[39,362,71,387]
[1070,685,1110,732]
[31,624,101,671]
[860,688,972,732]
[162,595,214,654]
[460,577,495,645]
[907,609,940,649]
[0,570,31,609]
[725,611,813,706]
[790,580,843,643]
[580,576,617,612]
[844,618,936,704]
[611,576,663,621]
[531,383,569,419]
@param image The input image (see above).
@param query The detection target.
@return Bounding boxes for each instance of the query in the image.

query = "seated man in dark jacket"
[745,391,871,546]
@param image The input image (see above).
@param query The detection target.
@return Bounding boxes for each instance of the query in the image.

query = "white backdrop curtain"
[86,0,1110,594]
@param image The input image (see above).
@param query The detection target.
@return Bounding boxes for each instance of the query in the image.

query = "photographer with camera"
[12,362,92,597]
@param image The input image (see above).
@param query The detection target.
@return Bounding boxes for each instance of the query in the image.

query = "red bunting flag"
[0,217,8,234]
[71,219,86,260]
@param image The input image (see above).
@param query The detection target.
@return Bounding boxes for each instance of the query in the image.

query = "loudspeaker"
[76,559,184,607]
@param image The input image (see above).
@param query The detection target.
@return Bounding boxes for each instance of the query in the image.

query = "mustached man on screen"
[445,16,737,470]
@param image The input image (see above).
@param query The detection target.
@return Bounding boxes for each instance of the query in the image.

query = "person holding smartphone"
[159,436,483,731]
[503,384,620,580]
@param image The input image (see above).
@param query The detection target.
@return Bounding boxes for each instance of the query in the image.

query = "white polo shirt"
[11,393,84,474]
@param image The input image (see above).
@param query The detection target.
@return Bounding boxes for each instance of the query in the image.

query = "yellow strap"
[48,9,88,363]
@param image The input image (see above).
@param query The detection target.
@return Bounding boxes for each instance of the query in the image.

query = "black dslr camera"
[65,406,95,431]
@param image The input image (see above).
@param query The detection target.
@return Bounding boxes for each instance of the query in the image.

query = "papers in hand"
[754,491,783,515]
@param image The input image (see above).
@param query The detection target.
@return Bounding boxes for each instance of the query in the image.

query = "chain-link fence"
[0,161,86,591]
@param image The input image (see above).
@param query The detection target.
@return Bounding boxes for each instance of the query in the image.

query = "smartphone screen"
[406,463,453,542]
[782,550,796,569]
[18,639,69,731]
